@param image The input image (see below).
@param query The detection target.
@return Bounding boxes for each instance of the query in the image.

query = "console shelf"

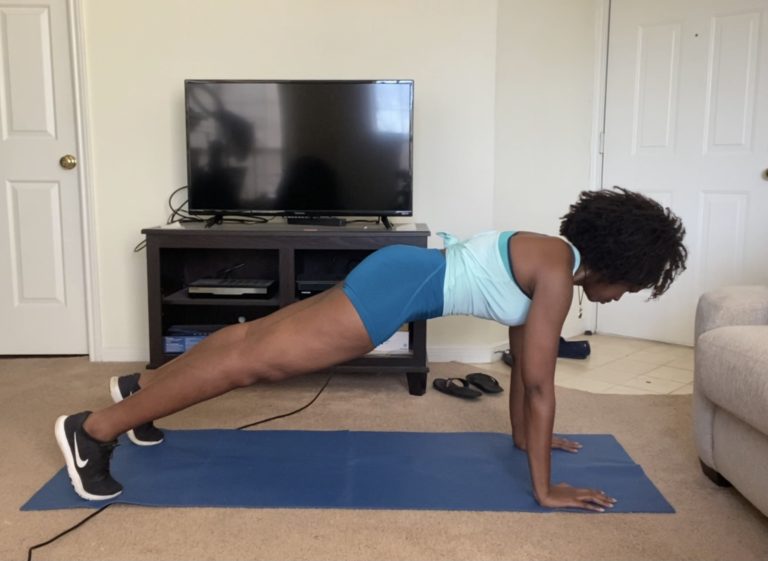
[142,222,431,395]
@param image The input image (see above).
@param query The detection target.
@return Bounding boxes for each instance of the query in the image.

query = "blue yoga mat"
[23,430,673,513]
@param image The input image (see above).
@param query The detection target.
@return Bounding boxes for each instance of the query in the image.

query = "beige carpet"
[2,356,767,561]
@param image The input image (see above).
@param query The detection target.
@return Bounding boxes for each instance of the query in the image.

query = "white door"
[598,0,768,346]
[0,0,88,353]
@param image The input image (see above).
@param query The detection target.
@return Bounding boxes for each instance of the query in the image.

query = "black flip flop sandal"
[432,377,482,399]
[466,372,504,393]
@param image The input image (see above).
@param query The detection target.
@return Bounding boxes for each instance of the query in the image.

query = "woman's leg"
[137,286,340,389]
[83,286,374,442]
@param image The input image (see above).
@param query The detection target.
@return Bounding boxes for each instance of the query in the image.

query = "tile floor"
[472,334,694,395]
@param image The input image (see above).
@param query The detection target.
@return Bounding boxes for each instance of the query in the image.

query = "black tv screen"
[185,79,414,217]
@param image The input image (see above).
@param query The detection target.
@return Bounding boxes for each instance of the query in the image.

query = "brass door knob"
[59,154,77,170]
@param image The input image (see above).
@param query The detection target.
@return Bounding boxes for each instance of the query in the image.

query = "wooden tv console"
[142,222,431,395]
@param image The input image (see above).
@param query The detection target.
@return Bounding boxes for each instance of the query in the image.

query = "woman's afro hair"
[559,187,687,299]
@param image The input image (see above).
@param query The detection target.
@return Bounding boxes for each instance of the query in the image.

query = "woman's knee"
[226,344,292,387]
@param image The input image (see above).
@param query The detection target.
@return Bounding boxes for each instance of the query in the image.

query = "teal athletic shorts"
[343,245,445,346]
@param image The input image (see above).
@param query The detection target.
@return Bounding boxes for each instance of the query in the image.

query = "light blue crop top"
[438,230,581,326]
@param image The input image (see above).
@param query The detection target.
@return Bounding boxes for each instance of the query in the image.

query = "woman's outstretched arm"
[516,240,614,512]
[507,326,581,453]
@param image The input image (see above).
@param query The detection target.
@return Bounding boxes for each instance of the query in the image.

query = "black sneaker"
[109,373,164,446]
[54,411,122,501]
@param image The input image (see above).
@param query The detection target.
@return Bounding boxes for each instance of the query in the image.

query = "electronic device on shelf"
[184,79,414,225]
[187,278,275,297]
[295,279,339,299]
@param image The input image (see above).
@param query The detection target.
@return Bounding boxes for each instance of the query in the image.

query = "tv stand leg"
[381,216,393,230]
[406,372,427,396]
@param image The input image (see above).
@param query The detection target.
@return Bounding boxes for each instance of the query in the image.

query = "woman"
[55,187,687,511]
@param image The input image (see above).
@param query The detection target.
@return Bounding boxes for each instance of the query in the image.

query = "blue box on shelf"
[163,325,225,354]
[163,335,207,353]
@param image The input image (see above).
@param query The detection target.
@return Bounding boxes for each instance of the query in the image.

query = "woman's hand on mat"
[514,435,582,453]
[551,436,582,453]
[539,483,616,512]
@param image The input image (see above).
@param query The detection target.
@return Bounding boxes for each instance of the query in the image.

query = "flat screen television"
[184,79,414,221]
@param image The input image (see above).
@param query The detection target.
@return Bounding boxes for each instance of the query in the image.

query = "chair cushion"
[696,325,768,435]
[695,286,768,341]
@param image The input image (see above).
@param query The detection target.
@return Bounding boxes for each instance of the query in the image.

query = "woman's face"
[583,276,641,304]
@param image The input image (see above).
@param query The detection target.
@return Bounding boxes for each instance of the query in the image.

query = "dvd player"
[187,278,275,297]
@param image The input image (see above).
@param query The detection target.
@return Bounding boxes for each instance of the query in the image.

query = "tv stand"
[141,222,431,395]
[286,216,347,227]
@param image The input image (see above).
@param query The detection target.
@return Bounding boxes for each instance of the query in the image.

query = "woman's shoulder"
[511,232,573,254]
[510,233,577,285]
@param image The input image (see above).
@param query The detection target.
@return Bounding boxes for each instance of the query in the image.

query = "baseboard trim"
[99,346,148,363]
[427,340,508,364]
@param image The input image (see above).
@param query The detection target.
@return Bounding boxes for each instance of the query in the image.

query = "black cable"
[27,503,113,561]
[133,185,199,253]
[134,183,311,252]
[236,374,333,430]
[163,185,273,226]
[26,374,333,560]
[167,185,188,224]
[167,185,202,225]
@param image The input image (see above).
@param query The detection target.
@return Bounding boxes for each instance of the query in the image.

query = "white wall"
[82,0,600,362]
[83,0,499,360]
[494,0,602,339]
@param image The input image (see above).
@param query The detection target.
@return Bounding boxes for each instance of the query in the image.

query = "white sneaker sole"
[109,377,164,447]
[54,415,121,501]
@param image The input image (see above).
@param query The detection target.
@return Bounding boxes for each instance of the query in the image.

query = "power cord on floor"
[235,374,334,430]
[26,374,334,561]
[26,504,113,561]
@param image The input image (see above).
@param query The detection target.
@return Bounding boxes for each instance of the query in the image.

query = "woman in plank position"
[55,187,687,511]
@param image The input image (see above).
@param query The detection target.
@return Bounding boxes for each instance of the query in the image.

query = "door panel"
[598,0,768,346]
[8,181,66,303]
[0,0,87,354]
[1,6,56,136]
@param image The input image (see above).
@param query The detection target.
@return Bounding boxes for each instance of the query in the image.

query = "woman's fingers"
[552,436,583,453]
[578,488,616,509]
[545,483,617,512]
[579,500,607,512]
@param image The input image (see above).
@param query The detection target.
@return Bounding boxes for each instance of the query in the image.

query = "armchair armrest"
[695,286,768,342]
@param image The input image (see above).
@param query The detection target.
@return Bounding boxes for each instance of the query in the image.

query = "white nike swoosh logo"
[74,434,89,469]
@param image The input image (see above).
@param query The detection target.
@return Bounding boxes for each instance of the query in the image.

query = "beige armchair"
[694,285,768,516]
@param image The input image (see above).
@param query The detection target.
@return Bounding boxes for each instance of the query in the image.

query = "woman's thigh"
[238,286,374,381]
